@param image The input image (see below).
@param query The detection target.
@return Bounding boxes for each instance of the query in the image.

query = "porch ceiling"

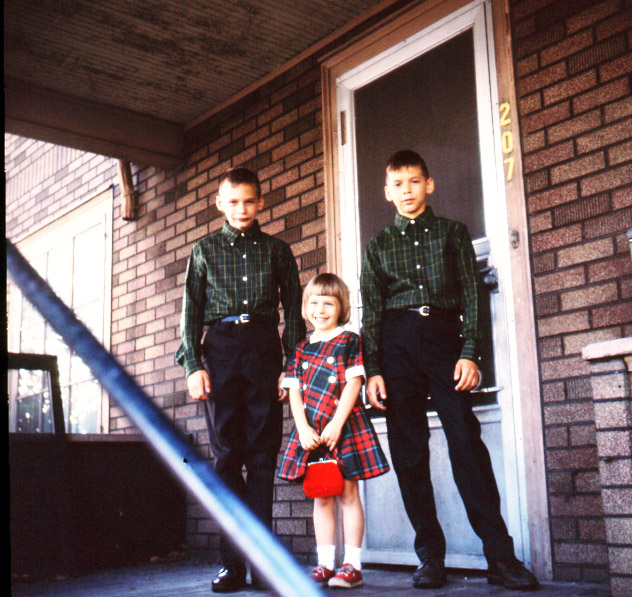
[4,0,389,168]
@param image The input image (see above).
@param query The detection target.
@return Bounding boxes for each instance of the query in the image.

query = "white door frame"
[321,0,551,577]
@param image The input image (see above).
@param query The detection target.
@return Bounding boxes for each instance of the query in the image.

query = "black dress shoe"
[211,566,247,593]
[487,556,539,590]
[413,557,447,589]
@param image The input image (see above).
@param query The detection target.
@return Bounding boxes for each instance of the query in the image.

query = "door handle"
[480,266,499,293]
[470,386,502,394]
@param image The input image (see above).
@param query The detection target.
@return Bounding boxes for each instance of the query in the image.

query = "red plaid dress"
[278,330,390,481]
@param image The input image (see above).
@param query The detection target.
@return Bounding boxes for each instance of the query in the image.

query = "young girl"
[278,273,390,589]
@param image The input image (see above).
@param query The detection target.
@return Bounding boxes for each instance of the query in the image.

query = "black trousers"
[202,319,284,569]
[380,309,514,563]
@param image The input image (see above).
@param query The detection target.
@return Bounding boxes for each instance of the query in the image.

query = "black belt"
[216,313,275,325]
[406,306,460,318]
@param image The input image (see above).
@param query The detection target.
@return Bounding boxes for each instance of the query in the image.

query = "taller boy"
[176,167,305,593]
[360,150,538,591]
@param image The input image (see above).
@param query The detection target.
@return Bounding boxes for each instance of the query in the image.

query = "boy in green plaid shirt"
[360,150,537,591]
[176,167,305,593]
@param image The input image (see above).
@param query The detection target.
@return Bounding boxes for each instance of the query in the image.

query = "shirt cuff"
[345,365,366,382]
[281,376,300,389]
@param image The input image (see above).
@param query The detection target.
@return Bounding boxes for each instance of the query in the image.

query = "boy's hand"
[454,359,479,392]
[320,421,343,451]
[366,375,387,411]
[187,369,211,401]
[278,372,288,401]
[298,425,321,451]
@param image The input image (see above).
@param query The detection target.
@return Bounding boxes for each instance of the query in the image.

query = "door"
[334,1,527,569]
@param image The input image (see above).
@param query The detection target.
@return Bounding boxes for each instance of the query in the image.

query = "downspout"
[117,160,137,220]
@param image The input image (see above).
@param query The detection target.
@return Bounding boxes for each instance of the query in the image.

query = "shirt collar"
[222,220,262,244]
[394,205,436,232]
[309,326,345,343]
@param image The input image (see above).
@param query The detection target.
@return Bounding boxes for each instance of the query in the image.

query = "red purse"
[303,459,344,498]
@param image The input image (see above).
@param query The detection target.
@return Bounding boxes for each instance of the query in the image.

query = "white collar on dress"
[309,326,345,343]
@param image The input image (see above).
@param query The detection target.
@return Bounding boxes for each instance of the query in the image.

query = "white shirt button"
[419,285,424,289]
[414,241,419,246]
[416,264,421,269]
[326,356,334,364]
[242,254,247,259]
[328,375,336,384]
[302,362,309,369]
[424,228,429,232]
[401,231,405,235]
[243,300,248,305]
[411,220,415,225]
[242,276,247,281]
[303,384,307,390]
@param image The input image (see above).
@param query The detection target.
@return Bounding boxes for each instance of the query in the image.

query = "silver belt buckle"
[237,314,250,324]
[419,306,430,317]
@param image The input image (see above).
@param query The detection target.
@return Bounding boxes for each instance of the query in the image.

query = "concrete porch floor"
[11,557,612,597]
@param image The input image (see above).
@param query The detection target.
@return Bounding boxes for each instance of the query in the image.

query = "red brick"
[541,30,594,67]
[599,52,632,83]
[566,0,621,35]
[522,102,571,134]
[554,542,609,565]
[531,224,582,253]
[589,254,632,282]
[528,183,578,213]
[518,62,568,97]
[541,355,591,380]
[534,267,586,294]
[543,70,597,106]
[583,207,632,239]
[523,141,574,173]
[595,8,632,41]
[548,110,602,145]
[546,444,598,468]
[561,282,618,310]
[539,312,591,337]
[604,96,632,123]
[573,78,630,114]
[551,152,606,186]
[609,139,632,165]
[592,301,632,327]
[577,118,632,154]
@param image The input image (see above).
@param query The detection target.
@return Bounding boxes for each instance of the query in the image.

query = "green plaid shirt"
[176,220,306,377]
[360,206,481,378]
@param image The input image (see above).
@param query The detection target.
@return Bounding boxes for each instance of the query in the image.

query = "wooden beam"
[4,77,184,169]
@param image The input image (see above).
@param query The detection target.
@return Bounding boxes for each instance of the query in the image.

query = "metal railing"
[7,239,324,597]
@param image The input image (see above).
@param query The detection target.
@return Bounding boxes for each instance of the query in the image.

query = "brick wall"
[5,134,118,241]
[510,0,632,583]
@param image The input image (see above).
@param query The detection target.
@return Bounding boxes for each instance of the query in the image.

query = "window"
[8,188,113,434]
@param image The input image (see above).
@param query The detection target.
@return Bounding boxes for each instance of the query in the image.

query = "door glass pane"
[47,239,73,305]
[20,321,45,354]
[353,27,496,408]
[354,29,484,252]
[68,380,100,434]
[73,225,103,306]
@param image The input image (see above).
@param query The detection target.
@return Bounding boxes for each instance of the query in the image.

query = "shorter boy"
[360,150,538,591]
[176,167,306,593]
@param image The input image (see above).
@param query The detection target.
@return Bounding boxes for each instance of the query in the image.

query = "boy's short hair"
[385,149,430,181]
[218,167,262,198]
[302,273,351,325]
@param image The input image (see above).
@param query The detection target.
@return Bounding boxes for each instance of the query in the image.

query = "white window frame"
[8,187,113,434]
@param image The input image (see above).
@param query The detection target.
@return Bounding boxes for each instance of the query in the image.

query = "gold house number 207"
[499,102,514,182]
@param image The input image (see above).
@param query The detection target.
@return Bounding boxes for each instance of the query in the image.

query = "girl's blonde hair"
[302,273,351,325]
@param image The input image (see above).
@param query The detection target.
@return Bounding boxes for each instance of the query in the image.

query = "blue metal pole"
[7,240,324,597]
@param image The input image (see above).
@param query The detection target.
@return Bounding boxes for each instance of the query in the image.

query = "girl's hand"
[298,425,321,451]
[320,421,342,451]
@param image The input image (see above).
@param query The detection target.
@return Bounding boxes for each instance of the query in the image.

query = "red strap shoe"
[328,563,364,588]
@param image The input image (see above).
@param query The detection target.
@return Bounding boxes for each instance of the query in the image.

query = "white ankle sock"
[344,545,362,570]
[317,545,335,570]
